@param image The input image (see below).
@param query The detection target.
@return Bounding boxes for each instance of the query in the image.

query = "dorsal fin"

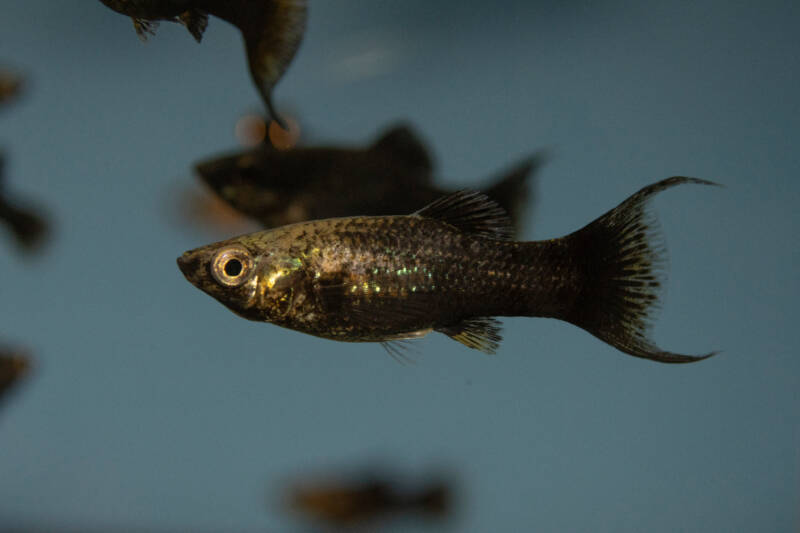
[370,124,434,176]
[414,190,513,240]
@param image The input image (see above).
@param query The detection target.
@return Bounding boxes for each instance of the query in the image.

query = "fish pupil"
[224,258,243,277]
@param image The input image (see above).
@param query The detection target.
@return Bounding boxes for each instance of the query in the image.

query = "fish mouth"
[193,160,217,184]
[176,251,202,282]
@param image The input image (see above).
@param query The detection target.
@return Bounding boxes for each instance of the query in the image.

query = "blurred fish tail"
[208,0,307,129]
[559,176,719,363]
[410,482,450,517]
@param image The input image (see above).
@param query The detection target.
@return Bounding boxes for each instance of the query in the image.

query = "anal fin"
[436,317,503,354]
[132,18,159,41]
[179,9,209,43]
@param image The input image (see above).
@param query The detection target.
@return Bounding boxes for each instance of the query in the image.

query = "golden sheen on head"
[210,245,254,287]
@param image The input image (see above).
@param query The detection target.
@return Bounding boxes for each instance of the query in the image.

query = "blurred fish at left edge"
[0,68,51,254]
[0,347,31,407]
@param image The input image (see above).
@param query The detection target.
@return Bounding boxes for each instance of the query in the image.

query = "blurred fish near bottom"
[284,468,454,528]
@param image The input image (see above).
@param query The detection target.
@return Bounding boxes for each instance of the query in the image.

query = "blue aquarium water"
[0,1,797,531]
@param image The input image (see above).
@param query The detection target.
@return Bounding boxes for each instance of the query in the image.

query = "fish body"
[195,123,540,235]
[178,177,718,363]
[98,0,307,126]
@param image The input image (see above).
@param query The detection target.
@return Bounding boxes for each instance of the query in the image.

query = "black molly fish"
[195,123,542,236]
[98,0,307,127]
[177,177,718,363]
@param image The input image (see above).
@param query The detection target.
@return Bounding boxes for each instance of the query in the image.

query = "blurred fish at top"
[0,348,30,406]
[97,0,307,128]
[287,470,452,528]
[195,122,543,237]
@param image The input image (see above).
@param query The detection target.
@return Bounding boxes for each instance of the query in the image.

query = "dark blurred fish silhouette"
[177,177,719,363]
[0,155,50,252]
[98,0,307,127]
[288,472,451,527]
[0,349,30,406]
[0,71,50,253]
[0,70,23,105]
[195,123,543,236]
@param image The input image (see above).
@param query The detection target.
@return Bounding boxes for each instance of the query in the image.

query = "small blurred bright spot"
[268,116,301,151]
[234,113,267,147]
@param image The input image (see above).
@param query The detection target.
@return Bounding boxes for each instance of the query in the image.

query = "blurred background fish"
[0,70,51,254]
[0,70,23,105]
[0,348,30,406]
[195,121,544,236]
[286,468,452,528]
[97,0,307,127]
[0,155,50,252]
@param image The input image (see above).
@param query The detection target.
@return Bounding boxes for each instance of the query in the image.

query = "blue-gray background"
[1,1,797,531]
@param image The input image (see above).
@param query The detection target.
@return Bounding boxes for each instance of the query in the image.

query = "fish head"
[177,232,313,324]
[194,149,307,227]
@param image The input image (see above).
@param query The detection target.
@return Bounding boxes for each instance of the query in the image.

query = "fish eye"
[210,246,253,287]
[224,258,242,277]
